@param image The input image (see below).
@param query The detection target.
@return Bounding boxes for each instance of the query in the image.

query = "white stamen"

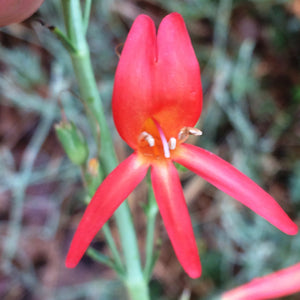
[139,131,155,147]
[188,128,203,136]
[168,137,177,150]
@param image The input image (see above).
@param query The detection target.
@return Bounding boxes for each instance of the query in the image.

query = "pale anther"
[178,127,203,143]
[168,137,177,150]
[139,131,155,147]
[188,128,203,136]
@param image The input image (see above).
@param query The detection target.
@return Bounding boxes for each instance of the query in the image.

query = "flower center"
[138,118,202,161]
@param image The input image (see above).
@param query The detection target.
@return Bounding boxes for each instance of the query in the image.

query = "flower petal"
[174,144,298,235]
[113,13,202,149]
[112,14,156,149]
[0,0,43,27]
[222,262,300,300]
[66,153,149,268]
[154,12,202,139]
[151,161,201,278]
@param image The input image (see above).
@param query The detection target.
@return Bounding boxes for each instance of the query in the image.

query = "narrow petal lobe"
[222,262,300,300]
[66,153,149,268]
[154,12,202,139]
[151,161,201,278]
[174,144,298,235]
[112,15,156,149]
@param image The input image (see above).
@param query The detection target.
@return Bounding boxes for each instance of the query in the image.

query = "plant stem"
[60,1,149,299]
[144,186,159,282]
[83,0,93,34]
[86,247,115,269]
[102,223,125,274]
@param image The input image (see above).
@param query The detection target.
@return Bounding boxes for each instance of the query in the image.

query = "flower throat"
[138,118,202,161]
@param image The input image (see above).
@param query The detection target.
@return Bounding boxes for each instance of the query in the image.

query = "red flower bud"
[0,0,43,27]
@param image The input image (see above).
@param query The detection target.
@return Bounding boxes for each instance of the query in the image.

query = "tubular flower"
[222,262,300,300]
[65,13,298,278]
[0,0,43,27]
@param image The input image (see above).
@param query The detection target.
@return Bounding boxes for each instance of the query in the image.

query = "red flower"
[65,13,298,278]
[0,0,44,27]
[222,262,300,300]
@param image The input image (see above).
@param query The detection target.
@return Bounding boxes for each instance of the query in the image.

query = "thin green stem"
[49,26,77,53]
[83,0,93,34]
[102,223,125,274]
[144,186,159,282]
[86,247,115,269]
[61,0,115,172]
[116,205,149,300]
[86,247,125,278]
[60,1,150,299]
[82,164,124,275]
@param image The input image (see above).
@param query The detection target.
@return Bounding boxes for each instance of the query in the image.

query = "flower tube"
[66,13,298,278]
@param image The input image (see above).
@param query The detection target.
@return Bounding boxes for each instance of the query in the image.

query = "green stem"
[83,0,92,34]
[82,165,124,275]
[61,0,115,172]
[61,1,150,299]
[144,186,159,282]
[102,223,125,274]
[86,247,115,269]
[48,26,77,53]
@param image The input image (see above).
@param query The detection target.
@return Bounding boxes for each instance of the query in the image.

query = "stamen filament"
[153,119,170,158]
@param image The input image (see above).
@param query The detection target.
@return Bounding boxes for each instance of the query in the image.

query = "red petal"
[0,0,43,27]
[151,161,201,278]
[222,262,300,300]
[113,13,202,149]
[154,13,202,140]
[113,14,156,149]
[174,144,298,235]
[66,153,149,268]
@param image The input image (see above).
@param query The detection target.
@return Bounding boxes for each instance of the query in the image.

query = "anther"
[178,127,203,143]
[139,131,155,147]
[168,137,177,150]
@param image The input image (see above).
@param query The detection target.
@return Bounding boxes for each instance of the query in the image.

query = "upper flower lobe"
[112,12,202,149]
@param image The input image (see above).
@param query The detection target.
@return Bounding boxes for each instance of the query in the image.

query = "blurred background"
[0,0,300,299]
